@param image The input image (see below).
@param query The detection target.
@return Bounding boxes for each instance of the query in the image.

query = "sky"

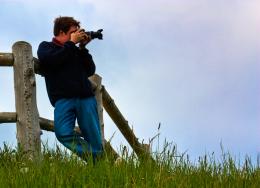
[0,0,259,164]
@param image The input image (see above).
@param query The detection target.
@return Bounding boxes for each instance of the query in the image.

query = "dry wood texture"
[0,112,17,123]
[12,41,41,157]
[0,53,13,66]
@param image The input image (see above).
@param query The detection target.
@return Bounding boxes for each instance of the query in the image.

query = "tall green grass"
[0,142,259,187]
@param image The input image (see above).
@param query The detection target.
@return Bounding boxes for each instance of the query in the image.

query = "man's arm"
[80,48,96,77]
[78,33,95,77]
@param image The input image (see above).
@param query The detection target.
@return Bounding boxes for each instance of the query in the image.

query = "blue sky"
[0,0,259,163]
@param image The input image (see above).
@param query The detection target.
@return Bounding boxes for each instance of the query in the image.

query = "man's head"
[53,16,80,44]
[54,16,80,36]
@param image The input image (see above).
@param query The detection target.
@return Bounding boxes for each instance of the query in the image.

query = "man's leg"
[76,97,103,159]
[54,98,90,157]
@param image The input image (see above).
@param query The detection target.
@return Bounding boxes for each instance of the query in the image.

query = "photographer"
[37,16,103,162]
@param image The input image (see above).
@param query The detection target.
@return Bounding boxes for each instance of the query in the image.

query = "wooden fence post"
[89,74,105,147]
[12,41,41,158]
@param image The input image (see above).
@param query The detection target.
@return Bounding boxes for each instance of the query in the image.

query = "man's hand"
[79,33,91,49]
[70,29,90,45]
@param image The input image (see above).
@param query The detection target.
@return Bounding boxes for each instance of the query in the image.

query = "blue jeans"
[54,97,103,160]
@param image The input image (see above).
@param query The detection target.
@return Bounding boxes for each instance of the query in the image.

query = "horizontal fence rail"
[0,53,14,66]
[0,52,42,75]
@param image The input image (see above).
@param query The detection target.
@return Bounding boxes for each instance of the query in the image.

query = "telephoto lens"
[85,29,103,40]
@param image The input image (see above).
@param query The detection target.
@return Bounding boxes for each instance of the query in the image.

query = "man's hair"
[53,16,80,36]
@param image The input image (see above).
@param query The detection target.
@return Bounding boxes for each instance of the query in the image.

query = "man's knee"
[55,129,71,143]
[55,130,64,142]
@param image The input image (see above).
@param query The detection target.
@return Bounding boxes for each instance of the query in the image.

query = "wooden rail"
[0,41,151,160]
[0,53,13,66]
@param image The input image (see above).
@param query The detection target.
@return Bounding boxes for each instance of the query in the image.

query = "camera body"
[85,29,103,40]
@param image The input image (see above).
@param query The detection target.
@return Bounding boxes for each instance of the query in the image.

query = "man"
[37,16,103,161]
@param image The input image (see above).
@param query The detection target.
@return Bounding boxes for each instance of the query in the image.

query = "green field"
[0,143,259,188]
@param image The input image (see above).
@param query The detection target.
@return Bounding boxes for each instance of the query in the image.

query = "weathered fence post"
[12,41,41,158]
[89,74,105,147]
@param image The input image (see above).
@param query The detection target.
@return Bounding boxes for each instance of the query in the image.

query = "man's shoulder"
[38,41,53,48]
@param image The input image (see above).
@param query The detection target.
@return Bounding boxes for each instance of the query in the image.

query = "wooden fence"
[0,41,150,160]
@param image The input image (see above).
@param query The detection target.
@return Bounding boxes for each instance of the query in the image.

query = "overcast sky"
[0,0,259,163]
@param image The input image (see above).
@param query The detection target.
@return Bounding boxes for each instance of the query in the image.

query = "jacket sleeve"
[80,48,96,77]
[37,41,77,69]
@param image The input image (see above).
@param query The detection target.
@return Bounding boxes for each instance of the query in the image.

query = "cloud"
[94,1,260,157]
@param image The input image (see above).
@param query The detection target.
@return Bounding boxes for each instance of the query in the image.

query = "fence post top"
[12,41,31,48]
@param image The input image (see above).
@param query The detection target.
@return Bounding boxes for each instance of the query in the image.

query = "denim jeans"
[54,97,103,160]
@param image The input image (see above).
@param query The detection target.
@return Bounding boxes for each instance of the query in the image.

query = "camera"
[85,29,103,40]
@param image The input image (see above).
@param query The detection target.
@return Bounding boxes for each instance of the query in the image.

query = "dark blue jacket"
[37,39,95,107]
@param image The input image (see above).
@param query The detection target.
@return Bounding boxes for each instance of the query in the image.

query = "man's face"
[59,25,78,44]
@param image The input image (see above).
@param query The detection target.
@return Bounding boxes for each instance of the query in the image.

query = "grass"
[0,142,259,188]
